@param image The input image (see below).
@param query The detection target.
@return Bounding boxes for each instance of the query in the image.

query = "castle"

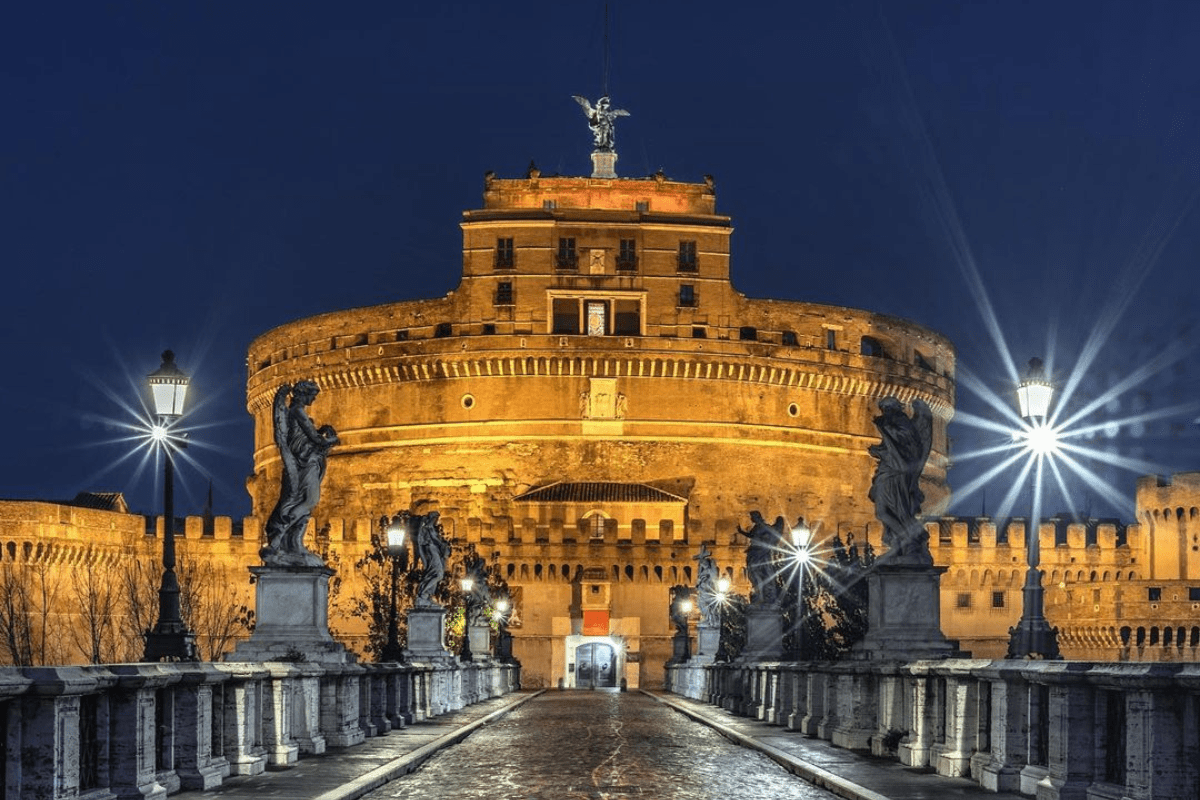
[4,153,1195,681]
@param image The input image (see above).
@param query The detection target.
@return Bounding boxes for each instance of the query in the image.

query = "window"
[992,591,1005,608]
[552,298,580,334]
[543,199,557,210]
[495,238,514,269]
[915,350,934,371]
[495,281,513,305]
[781,330,797,346]
[1190,587,1200,602]
[739,326,757,341]
[692,326,707,339]
[613,300,640,336]
[589,514,606,540]
[1148,587,1162,602]
[635,201,649,212]
[861,336,884,357]
[677,240,697,272]
[434,323,452,338]
[679,284,696,307]
[395,330,409,341]
[617,239,637,271]
[826,329,838,350]
[956,592,973,609]
[556,237,577,269]
[481,323,496,335]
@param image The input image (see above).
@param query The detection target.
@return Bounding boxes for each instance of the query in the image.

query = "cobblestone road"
[364,691,838,800]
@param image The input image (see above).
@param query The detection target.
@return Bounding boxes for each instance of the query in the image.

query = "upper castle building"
[244,161,957,688]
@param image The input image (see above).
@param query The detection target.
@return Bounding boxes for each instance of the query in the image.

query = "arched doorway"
[575,641,617,688]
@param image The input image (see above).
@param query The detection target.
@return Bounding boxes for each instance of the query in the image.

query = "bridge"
[2,655,1193,799]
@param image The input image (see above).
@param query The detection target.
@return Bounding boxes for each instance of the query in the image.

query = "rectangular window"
[617,239,637,271]
[1148,587,1162,602]
[781,330,797,346]
[613,299,641,336]
[434,323,452,338]
[495,238,514,269]
[826,328,837,350]
[586,301,607,336]
[677,240,697,272]
[1190,587,1200,602]
[552,298,580,334]
[739,326,757,341]
[635,201,649,212]
[556,237,577,269]
[679,284,696,307]
[482,323,496,335]
[992,591,1005,608]
[495,281,513,305]
[692,326,707,339]
[543,199,557,210]
[956,592,973,609]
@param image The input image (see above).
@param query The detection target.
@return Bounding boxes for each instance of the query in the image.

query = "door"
[575,642,616,688]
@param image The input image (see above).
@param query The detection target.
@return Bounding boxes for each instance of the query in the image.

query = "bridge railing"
[666,659,1200,800]
[1,659,519,799]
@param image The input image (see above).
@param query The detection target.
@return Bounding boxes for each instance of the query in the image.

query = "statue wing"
[611,108,631,118]
[272,385,299,490]
[912,399,934,463]
[573,95,594,115]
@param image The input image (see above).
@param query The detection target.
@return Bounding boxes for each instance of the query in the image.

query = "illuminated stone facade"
[243,172,956,687]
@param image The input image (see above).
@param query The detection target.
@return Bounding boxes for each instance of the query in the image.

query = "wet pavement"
[363,690,837,800]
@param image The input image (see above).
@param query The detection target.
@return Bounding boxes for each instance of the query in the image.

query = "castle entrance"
[575,641,617,688]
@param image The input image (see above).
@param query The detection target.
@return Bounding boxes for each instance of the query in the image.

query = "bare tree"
[0,562,35,666]
[178,551,254,661]
[70,556,124,664]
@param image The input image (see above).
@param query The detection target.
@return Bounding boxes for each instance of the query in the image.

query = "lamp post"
[459,576,475,662]
[143,350,197,662]
[678,597,693,661]
[380,513,410,662]
[493,596,512,661]
[1007,357,1062,659]
[790,517,813,661]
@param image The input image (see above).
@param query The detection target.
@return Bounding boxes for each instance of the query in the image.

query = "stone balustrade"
[666,659,1200,800]
[1,659,519,799]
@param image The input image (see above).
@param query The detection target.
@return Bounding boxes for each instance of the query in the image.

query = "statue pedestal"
[591,150,617,179]
[468,623,491,662]
[404,606,454,663]
[228,566,355,663]
[694,624,721,663]
[742,606,784,661]
[854,562,958,661]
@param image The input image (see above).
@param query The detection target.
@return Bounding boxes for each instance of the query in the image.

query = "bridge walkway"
[174,689,1027,800]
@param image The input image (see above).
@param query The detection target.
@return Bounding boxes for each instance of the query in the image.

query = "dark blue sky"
[3,2,1198,522]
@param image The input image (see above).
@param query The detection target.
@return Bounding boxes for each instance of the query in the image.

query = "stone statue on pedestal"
[693,544,719,626]
[414,511,451,607]
[261,381,339,568]
[737,511,785,607]
[572,94,629,152]
[868,397,934,566]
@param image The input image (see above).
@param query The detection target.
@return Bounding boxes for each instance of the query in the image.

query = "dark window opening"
[482,323,496,335]
[677,240,697,272]
[915,350,934,371]
[635,201,649,212]
[692,327,707,339]
[495,281,513,305]
[781,330,798,346]
[826,329,837,350]
[956,592,972,609]
[617,239,637,271]
[495,238,514,269]
[556,237,577,269]
[613,300,640,336]
[434,323,453,338]
[552,298,580,335]
[395,330,409,341]
[1149,587,1162,602]
[739,326,757,341]
[992,591,1005,608]
[1189,587,1200,602]
[861,336,884,357]
[679,284,696,307]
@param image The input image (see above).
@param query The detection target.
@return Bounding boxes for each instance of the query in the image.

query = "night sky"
[3,2,1198,523]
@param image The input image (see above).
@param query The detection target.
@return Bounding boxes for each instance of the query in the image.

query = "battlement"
[474,172,719,218]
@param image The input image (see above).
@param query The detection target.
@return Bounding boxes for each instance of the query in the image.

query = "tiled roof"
[67,492,129,513]
[514,482,686,504]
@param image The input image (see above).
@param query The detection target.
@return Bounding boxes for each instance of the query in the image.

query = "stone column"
[172,663,230,790]
[108,664,184,799]
[830,666,878,751]
[929,660,987,779]
[16,667,113,800]
[975,662,1030,792]
[290,664,326,755]
[214,664,268,777]
[1040,664,1095,800]
[259,663,300,767]
[319,663,365,747]
[1119,665,1200,799]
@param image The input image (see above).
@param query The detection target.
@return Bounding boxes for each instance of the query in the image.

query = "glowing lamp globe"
[495,598,510,614]
[460,577,475,593]
[790,518,812,550]
[1016,357,1053,421]
[385,514,408,556]
[717,577,731,594]
[147,350,190,418]
[679,599,693,614]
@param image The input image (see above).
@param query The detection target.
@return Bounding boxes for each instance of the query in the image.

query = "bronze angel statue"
[573,95,630,151]
[261,380,339,567]
[868,397,934,565]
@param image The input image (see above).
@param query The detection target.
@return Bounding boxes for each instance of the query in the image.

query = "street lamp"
[459,576,475,662]
[143,350,197,662]
[1007,357,1062,659]
[492,595,514,662]
[380,513,411,662]
[790,517,813,661]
